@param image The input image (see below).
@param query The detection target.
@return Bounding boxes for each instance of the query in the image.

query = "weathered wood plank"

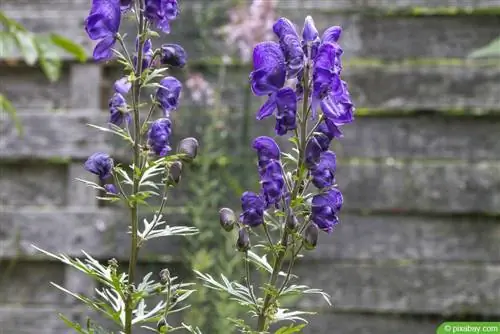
[0,262,65,304]
[334,116,500,160]
[0,111,112,160]
[338,161,500,214]
[0,164,67,207]
[0,306,69,334]
[295,262,500,315]
[2,210,500,263]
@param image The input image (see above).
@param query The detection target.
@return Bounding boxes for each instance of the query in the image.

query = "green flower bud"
[177,137,199,161]
[303,222,319,250]
[286,214,298,232]
[219,207,236,232]
[157,318,167,333]
[159,268,171,285]
[168,161,183,185]
[236,227,250,252]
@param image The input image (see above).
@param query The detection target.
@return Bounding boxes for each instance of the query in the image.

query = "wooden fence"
[1,1,500,333]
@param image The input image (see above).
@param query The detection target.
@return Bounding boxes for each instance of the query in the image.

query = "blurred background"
[1,0,500,333]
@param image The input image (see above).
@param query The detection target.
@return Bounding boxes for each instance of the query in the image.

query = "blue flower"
[273,17,304,78]
[259,160,285,207]
[250,42,286,96]
[109,92,130,126]
[134,38,154,72]
[148,118,172,156]
[256,87,297,136]
[104,184,118,194]
[160,44,187,67]
[252,136,281,168]
[322,26,342,44]
[84,0,121,61]
[156,76,182,115]
[310,151,336,189]
[302,16,319,42]
[240,191,266,227]
[114,77,131,95]
[84,153,113,180]
[145,0,179,33]
[311,188,343,233]
[314,118,343,152]
[120,0,133,11]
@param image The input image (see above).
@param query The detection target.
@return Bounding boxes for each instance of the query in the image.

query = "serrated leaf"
[50,33,87,61]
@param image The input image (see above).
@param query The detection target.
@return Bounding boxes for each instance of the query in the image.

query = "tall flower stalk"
[198,15,355,333]
[34,1,201,333]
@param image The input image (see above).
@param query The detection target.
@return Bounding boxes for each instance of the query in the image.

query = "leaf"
[469,36,500,59]
[275,323,306,334]
[0,31,19,58]
[0,94,23,135]
[13,31,38,65]
[50,33,87,61]
[39,57,62,82]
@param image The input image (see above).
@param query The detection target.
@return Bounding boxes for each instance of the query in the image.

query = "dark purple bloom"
[303,222,319,250]
[104,184,118,194]
[134,38,154,72]
[320,80,355,124]
[114,77,131,95]
[311,188,343,233]
[314,118,343,151]
[84,152,113,180]
[322,26,342,44]
[302,16,319,42]
[148,118,172,156]
[273,17,304,78]
[156,76,182,115]
[274,88,297,135]
[120,0,133,11]
[145,0,179,33]
[310,151,336,189]
[240,191,266,227]
[84,0,121,61]
[252,136,280,168]
[160,44,187,68]
[305,137,323,169]
[109,93,130,126]
[259,160,285,207]
[250,42,286,96]
[236,227,251,251]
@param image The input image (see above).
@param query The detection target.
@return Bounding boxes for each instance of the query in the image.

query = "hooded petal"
[274,87,297,135]
[322,26,342,44]
[148,118,172,156]
[302,16,319,42]
[160,43,187,67]
[84,152,114,180]
[156,76,182,114]
[114,77,131,95]
[252,136,281,166]
[85,0,121,39]
[93,35,116,61]
[311,151,336,189]
[250,42,286,95]
[273,17,299,39]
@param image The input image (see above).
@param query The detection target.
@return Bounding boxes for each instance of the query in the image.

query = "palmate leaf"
[139,214,199,241]
[273,308,315,324]
[280,284,332,306]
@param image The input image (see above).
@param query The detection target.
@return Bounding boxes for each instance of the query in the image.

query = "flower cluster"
[235,15,354,243]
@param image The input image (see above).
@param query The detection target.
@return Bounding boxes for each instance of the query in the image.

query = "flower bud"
[219,208,236,232]
[236,227,250,252]
[160,44,187,68]
[177,137,199,161]
[157,318,167,333]
[286,214,298,232]
[302,222,319,250]
[104,184,118,194]
[159,268,171,285]
[168,161,183,185]
[302,16,319,42]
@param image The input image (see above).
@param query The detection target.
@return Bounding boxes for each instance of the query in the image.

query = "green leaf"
[13,31,38,65]
[50,33,87,61]
[39,57,62,82]
[275,323,306,334]
[0,31,19,58]
[0,94,23,135]
[469,36,500,59]
[0,11,26,31]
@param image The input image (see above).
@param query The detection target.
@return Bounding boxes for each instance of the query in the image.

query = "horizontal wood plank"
[295,262,500,315]
[2,210,500,263]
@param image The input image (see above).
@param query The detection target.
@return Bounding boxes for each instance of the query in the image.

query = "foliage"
[469,36,500,59]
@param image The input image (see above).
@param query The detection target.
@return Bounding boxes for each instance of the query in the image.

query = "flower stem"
[256,63,311,332]
[125,1,146,333]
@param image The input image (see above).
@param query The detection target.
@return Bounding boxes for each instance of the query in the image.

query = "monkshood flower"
[250,42,286,97]
[109,92,130,126]
[310,151,336,189]
[134,38,154,72]
[84,152,113,181]
[259,160,285,207]
[145,0,179,33]
[84,0,121,61]
[240,191,266,227]
[114,77,131,95]
[311,188,343,233]
[160,43,187,68]
[156,76,182,115]
[273,17,304,78]
[306,119,343,168]
[148,118,172,157]
[104,184,118,194]
[322,25,342,44]
[302,16,319,43]
[252,136,280,168]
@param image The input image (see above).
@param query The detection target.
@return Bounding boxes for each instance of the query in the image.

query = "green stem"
[256,62,311,332]
[125,1,146,333]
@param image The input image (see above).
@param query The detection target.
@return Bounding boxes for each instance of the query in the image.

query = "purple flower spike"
[311,151,336,189]
[156,76,182,115]
[240,191,266,227]
[109,93,130,126]
[322,26,342,44]
[145,0,179,33]
[160,43,187,68]
[252,136,281,167]
[302,16,319,42]
[250,42,286,96]
[148,118,172,157]
[85,0,121,61]
[311,188,343,233]
[273,17,304,78]
[114,77,131,95]
[84,153,113,180]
